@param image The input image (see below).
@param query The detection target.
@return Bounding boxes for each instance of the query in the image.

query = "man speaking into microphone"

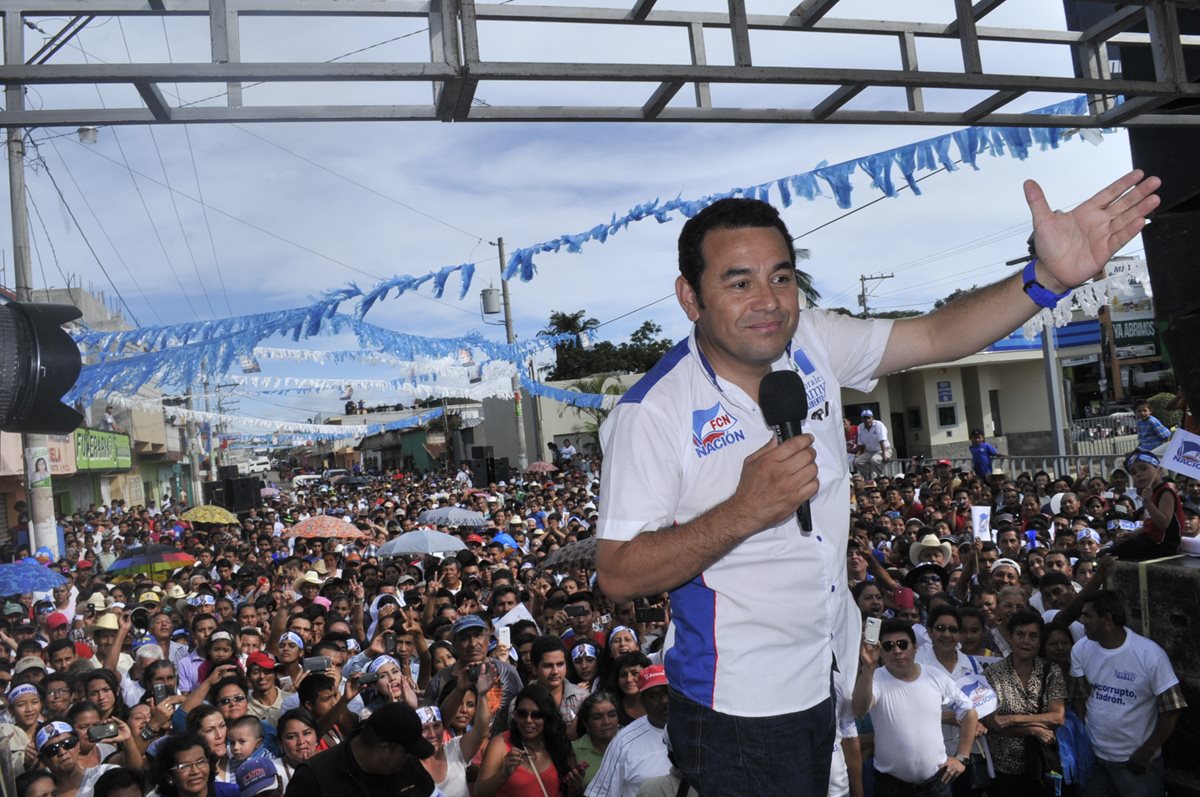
[595,172,1159,796]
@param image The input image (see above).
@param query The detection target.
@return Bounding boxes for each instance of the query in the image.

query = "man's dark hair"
[491,584,519,604]
[298,673,335,708]
[879,618,916,644]
[530,635,567,668]
[66,699,103,724]
[46,639,74,659]
[1083,590,1126,627]
[677,198,796,303]
[190,612,216,631]
[565,590,594,609]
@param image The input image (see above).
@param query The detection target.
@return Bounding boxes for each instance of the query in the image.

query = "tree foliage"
[540,315,674,380]
[933,285,978,310]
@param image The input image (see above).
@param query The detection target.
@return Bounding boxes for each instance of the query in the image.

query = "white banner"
[971,506,994,542]
[1162,429,1200,481]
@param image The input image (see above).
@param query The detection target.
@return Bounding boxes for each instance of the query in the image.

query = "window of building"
[907,408,922,430]
[937,405,957,428]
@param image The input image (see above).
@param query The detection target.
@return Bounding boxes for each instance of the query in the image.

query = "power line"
[24,183,71,292]
[34,156,142,325]
[38,137,164,324]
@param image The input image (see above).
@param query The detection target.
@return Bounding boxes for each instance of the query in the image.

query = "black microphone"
[759,370,813,535]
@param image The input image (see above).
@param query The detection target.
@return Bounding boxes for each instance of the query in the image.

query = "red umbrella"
[526,461,559,473]
[283,515,371,540]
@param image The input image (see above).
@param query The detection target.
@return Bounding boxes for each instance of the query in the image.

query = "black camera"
[467,664,482,681]
[357,671,381,685]
[0,302,84,434]
[130,607,150,631]
[564,605,589,618]
[635,606,667,624]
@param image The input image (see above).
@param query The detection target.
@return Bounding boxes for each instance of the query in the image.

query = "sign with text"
[1111,316,1158,359]
[74,429,132,471]
[1162,429,1200,481]
[971,506,994,542]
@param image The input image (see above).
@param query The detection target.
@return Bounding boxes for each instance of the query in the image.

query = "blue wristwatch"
[1022,258,1070,309]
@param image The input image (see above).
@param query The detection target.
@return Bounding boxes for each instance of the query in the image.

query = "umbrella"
[339,476,370,487]
[284,515,370,540]
[107,545,196,577]
[377,529,467,558]
[526,461,558,474]
[0,561,68,594]
[181,505,239,525]
[542,537,598,572]
[417,507,487,527]
[261,487,281,498]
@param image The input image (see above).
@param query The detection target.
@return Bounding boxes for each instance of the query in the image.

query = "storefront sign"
[937,380,953,402]
[74,429,132,471]
[1111,316,1158,360]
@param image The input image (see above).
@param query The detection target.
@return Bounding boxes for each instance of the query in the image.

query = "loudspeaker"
[202,481,226,508]
[468,459,488,488]
[471,445,493,460]
[226,477,262,513]
[218,465,240,481]
[494,457,511,484]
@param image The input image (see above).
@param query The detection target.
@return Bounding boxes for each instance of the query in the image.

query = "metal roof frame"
[2,0,1198,127]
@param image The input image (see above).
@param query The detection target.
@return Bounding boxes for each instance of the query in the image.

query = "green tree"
[540,313,674,380]
[540,311,600,377]
[557,374,627,456]
[794,248,822,308]
[933,285,978,309]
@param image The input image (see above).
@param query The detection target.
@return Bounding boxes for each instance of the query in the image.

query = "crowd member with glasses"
[915,606,994,797]
[42,672,75,721]
[34,720,117,797]
[476,683,581,797]
[853,620,979,797]
[153,731,239,797]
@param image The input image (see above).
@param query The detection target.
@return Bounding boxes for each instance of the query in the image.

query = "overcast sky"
[2,0,1144,426]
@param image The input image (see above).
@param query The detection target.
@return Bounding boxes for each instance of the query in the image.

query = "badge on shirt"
[692,402,746,458]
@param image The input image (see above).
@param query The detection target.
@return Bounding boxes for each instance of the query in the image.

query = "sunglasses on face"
[513,709,545,721]
[218,695,246,706]
[880,639,912,652]
[931,624,960,634]
[40,736,78,758]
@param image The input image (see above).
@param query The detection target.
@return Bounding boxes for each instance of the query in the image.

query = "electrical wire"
[38,137,164,324]
[34,157,142,325]
[24,183,71,293]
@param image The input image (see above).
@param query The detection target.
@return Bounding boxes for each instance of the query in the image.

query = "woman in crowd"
[983,610,1067,797]
[604,651,650,727]
[852,580,886,620]
[82,670,128,722]
[15,770,55,797]
[430,641,457,675]
[420,666,493,797]
[153,731,239,797]
[34,720,117,797]
[570,692,619,792]
[7,682,43,771]
[185,704,234,783]
[362,654,419,714]
[475,684,578,797]
[274,708,323,790]
[567,644,600,694]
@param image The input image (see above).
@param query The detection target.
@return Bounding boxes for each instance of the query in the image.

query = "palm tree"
[540,310,600,378]
[558,373,626,457]
[794,248,821,309]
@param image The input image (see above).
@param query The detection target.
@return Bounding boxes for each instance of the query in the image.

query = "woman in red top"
[475,684,583,797]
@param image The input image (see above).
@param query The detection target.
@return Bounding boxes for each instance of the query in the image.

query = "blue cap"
[236,758,279,797]
[452,614,489,637]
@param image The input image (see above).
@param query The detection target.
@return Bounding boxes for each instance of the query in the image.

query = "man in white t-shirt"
[853,620,977,796]
[1071,590,1185,797]
[595,176,1161,796]
[586,666,672,797]
[855,410,890,480]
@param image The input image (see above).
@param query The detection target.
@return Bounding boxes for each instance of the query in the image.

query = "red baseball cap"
[637,664,668,692]
[45,612,69,629]
[466,534,485,544]
[246,652,277,672]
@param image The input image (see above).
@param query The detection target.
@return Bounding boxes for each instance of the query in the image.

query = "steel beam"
[642,80,684,117]
[898,31,923,113]
[135,81,173,120]
[688,22,711,108]
[209,0,242,107]
[945,0,1007,37]
[630,0,656,22]
[812,84,864,120]
[726,0,752,67]
[790,0,840,28]
[960,89,1022,123]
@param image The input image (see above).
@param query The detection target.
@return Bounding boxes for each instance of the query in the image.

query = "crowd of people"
[0,445,1190,797]
[0,173,1187,797]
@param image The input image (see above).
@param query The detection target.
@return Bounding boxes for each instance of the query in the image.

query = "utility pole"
[8,76,57,555]
[496,238,529,472]
[185,391,204,507]
[858,273,894,317]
